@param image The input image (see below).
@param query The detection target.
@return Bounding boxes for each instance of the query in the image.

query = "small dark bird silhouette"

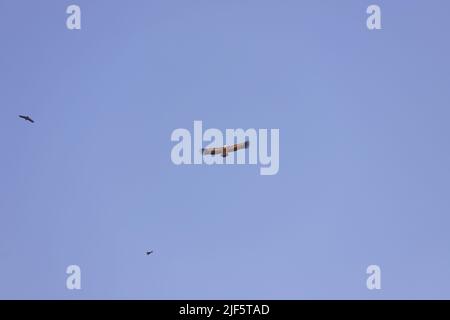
[146,250,153,255]
[19,115,34,123]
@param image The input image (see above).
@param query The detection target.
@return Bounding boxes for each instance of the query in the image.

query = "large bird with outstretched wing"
[19,115,34,123]
[202,141,249,158]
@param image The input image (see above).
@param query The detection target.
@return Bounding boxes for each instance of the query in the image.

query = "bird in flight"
[19,115,34,123]
[202,141,249,158]
[146,250,153,255]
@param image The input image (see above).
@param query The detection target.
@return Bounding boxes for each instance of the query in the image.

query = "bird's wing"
[19,115,26,119]
[28,118,34,123]
[202,146,224,155]
[226,141,249,153]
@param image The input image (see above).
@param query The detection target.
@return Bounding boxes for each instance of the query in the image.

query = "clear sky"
[1,0,450,299]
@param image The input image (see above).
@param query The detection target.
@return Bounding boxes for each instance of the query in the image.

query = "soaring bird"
[19,115,34,123]
[202,141,249,158]
[146,250,153,256]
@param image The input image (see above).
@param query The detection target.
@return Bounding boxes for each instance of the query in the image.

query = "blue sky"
[1,0,450,299]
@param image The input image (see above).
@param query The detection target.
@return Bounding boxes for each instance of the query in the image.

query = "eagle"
[19,115,34,123]
[202,141,249,158]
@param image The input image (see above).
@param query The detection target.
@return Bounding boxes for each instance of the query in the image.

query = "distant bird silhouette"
[19,115,34,123]
[202,140,249,158]
[146,250,153,255]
